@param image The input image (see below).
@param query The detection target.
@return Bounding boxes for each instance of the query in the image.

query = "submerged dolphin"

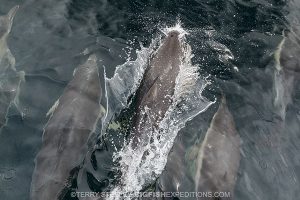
[30,55,102,200]
[0,6,18,52]
[195,97,240,199]
[274,27,300,119]
[131,30,184,146]
[0,5,24,129]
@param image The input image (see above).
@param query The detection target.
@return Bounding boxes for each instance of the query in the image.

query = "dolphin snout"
[168,30,180,38]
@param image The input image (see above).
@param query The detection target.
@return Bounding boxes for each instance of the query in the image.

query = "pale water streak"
[0,5,25,130]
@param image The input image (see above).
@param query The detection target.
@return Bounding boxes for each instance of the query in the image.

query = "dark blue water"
[0,0,299,200]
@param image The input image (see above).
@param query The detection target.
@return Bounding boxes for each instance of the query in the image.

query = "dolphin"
[274,27,300,120]
[0,5,25,129]
[131,30,184,146]
[195,96,240,200]
[30,55,102,200]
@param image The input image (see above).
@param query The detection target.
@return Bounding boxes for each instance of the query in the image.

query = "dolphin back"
[195,97,241,199]
[131,31,184,146]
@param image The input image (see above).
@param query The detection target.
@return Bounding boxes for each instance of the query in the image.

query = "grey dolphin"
[195,97,240,199]
[30,55,102,200]
[0,5,25,129]
[131,31,184,146]
[274,27,300,119]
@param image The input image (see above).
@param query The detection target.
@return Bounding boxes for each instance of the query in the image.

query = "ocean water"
[0,0,299,200]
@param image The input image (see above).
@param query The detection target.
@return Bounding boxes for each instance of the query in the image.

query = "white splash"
[106,24,214,200]
[161,21,189,39]
[174,43,198,100]
[102,38,160,135]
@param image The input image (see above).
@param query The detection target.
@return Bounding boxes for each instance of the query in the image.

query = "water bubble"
[3,169,16,180]
[259,160,268,169]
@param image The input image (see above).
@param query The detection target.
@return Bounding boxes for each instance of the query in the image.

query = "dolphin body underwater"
[130,30,184,147]
[195,97,241,200]
[0,5,24,129]
[153,97,240,200]
[30,55,102,200]
[274,27,300,120]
